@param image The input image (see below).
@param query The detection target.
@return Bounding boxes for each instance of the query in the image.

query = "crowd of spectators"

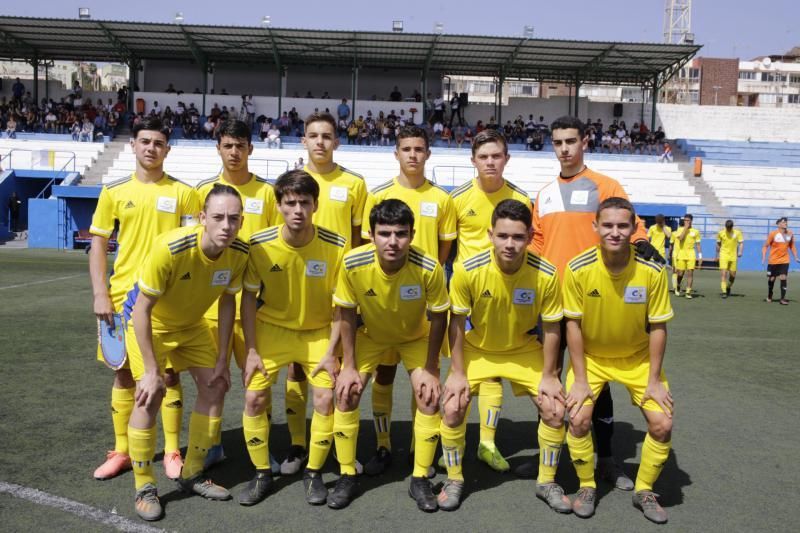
[585,118,667,155]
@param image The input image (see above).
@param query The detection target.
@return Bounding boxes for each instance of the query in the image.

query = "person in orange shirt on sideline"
[762,217,799,305]
[528,115,663,490]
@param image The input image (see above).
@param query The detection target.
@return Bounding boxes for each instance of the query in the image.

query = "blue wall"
[28,198,60,248]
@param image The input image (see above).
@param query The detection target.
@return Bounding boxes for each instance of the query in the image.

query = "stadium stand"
[0,137,106,176]
[676,139,800,167]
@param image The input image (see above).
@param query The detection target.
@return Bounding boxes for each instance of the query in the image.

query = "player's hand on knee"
[565,380,594,419]
[415,368,441,408]
[335,367,362,404]
[243,352,267,388]
[209,358,231,392]
[443,372,470,413]
[537,375,566,417]
[136,372,166,409]
[311,352,340,382]
[642,381,673,418]
[93,294,115,325]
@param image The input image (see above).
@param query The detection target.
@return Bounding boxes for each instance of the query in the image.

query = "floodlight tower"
[663,0,693,45]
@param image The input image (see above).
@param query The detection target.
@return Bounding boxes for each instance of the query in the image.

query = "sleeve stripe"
[244,282,261,291]
[541,313,564,322]
[428,302,451,312]
[138,280,162,297]
[648,311,674,322]
[563,309,583,318]
[332,295,358,308]
[451,305,470,315]
[225,286,242,294]
[89,225,113,237]
[439,232,458,240]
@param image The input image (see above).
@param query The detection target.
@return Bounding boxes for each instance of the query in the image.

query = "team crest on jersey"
[306,260,327,277]
[624,286,647,303]
[513,288,535,305]
[420,202,438,217]
[329,186,348,202]
[244,198,264,215]
[400,285,422,300]
[156,196,177,213]
[211,270,231,286]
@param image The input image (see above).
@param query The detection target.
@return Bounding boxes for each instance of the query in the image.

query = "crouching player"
[124,184,249,520]
[332,199,449,511]
[564,197,674,523]
[439,199,569,512]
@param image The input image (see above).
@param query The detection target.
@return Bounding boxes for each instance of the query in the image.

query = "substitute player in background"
[440,199,568,512]
[89,117,199,481]
[360,125,457,475]
[715,219,743,299]
[450,129,531,472]
[196,119,280,468]
[529,115,661,490]
[563,197,674,523]
[672,214,702,298]
[123,185,248,520]
[762,217,798,304]
[332,199,449,511]
[647,214,671,262]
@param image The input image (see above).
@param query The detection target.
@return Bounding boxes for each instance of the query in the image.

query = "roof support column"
[127,58,139,114]
[497,72,505,124]
[31,54,39,105]
[651,74,659,131]
[44,62,49,101]
[573,73,581,118]
[277,66,284,118]
[351,65,359,122]
[201,60,208,117]
[421,70,427,122]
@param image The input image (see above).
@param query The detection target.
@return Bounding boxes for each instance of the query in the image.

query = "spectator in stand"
[266,122,281,148]
[278,111,291,135]
[487,116,499,131]
[79,116,94,142]
[165,83,177,93]
[258,118,270,141]
[7,191,22,232]
[654,126,666,151]
[390,86,402,102]
[220,88,229,95]
[475,120,485,134]
[321,91,330,99]
[441,124,452,147]
[432,120,444,139]
[94,112,107,137]
[346,120,358,144]
[601,131,612,153]
[454,124,467,148]
[433,94,445,124]
[305,90,314,98]
[449,93,463,127]
[610,133,621,153]
[12,78,25,105]
[503,120,514,142]
[658,142,673,163]
[294,156,305,169]
[620,132,632,154]
[645,130,657,155]
[529,128,544,151]
[337,98,351,124]
[4,115,17,138]
[203,115,217,139]
[70,119,81,141]
[464,126,474,146]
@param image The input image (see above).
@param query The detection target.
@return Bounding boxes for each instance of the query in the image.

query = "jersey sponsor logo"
[306,260,327,277]
[244,197,264,215]
[624,286,647,304]
[156,196,177,213]
[587,288,601,297]
[570,190,589,205]
[481,289,492,298]
[180,272,191,280]
[420,201,438,217]
[124,200,136,209]
[211,269,232,287]
[329,186,348,202]
[513,288,535,305]
[364,288,377,296]
[400,284,422,300]
[466,208,478,217]
[270,264,283,272]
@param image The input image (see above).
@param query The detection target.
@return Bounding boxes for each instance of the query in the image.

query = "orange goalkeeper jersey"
[763,229,797,264]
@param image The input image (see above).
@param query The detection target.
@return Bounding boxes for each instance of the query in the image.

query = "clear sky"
[4,1,797,60]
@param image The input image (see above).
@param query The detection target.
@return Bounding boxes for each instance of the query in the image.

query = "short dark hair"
[396,125,429,150]
[304,112,337,132]
[369,199,415,233]
[132,116,171,140]
[471,129,508,156]
[203,183,242,211]
[491,199,532,230]
[596,196,636,223]
[215,119,251,144]
[274,169,319,203]
[684,213,694,221]
[550,115,586,138]
[725,219,734,229]
[776,216,788,224]
[655,213,665,223]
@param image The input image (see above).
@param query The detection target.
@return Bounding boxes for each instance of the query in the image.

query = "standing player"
[450,129,531,472]
[89,117,199,481]
[672,214,702,298]
[239,170,345,507]
[331,199,449,510]
[440,199,568,512]
[195,119,280,467]
[715,219,744,298]
[646,214,672,263]
[529,115,660,489]
[359,125,457,475]
[123,185,249,521]
[762,217,798,304]
[563,197,674,523]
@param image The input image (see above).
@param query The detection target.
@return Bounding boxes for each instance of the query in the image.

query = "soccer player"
[715,219,744,299]
[331,199,449,510]
[450,129,531,472]
[123,185,249,520]
[239,170,345,507]
[563,197,674,523]
[440,199,568,512]
[762,217,799,304]
[359,125,457,475]
[89,117,199,481]
[529,115,660,489]
[647,214,672,262]
[195,119,280,468]
[672,214,702,298]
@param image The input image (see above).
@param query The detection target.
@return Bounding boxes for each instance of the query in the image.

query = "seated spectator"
[381,121,392,145]
[645,131,657,155]
[601,131,612,153]
[454,125,466,148]
[305,90,314,98]
[321,91,330,99]
[4,115,17,138]
[347,121,358,144]
[70,120,81,141]
[620,134,632,154]
[203,115,217,139]
[475,120,485,134]
[266,122,281,148]
[610,134,621,153]
[529,129,544,151]
[220,88,229,95]
[658,142,673,163]
[165,83,177,93]
[464,127,474,146]
[654,126,666,150]
[441,125,452,147]
[193,87,202,94]
[432,120,443,138]
[79,117,94,142]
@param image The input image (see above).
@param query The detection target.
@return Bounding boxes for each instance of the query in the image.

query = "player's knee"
[313,387,334,415]
[114,368,135,389]
[163,370,180,387]
[199,380,226,406]
[337,390,361,412]
[569,412,592,437]
[245,390,268,415]
[374,364,397,385]
[441,399,465,427]
[647,415,673,442]
[287,362,306,382]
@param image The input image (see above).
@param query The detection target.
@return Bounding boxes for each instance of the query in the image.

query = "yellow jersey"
[562,246,673,360]
[333,243,450,344]
[124,225,249,332]
[245,225,346,330]
[304,164,368,249]
[673,227,701,259]
[196,173,280,320]
[90,173,200,308]
[450,178,532,263]
[450,249,562,353]
[716,229,743,257]
[646,224,671,257]
[361,178,457,259]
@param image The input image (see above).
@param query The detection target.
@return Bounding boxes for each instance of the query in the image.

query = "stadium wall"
[463,97,653,128]
[655,103,800,143]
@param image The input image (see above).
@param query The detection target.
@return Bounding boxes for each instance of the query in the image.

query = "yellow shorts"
[126,321,216,381]
[459,341,544,397]
[248,319,333,391]
[565,352,669,413]
[355,331,432,375]
[206,318,246,369]
[674,257,696,271]
[719,254,737,272]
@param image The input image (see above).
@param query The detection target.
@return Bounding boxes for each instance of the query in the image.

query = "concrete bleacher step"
[81,140,128,185]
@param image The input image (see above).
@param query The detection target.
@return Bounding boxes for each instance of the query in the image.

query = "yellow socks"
[372,382,393,451]
[439,419,467,481]
[110,386,134,454]
[566,430,596,488]
[478,381,503,443]
[635,434,671,492]
[128,426,157,490]
[161,383,183,454]
[307,411,334,470]
[721,280,727,293]
[537,422,566,484]
[412,411,440,478]
[182,413,219,479]
[285,379,307,447]
[333,409,360,475]
[242,411,271,471]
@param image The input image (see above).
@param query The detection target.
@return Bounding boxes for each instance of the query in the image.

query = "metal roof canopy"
[0,16,700,87]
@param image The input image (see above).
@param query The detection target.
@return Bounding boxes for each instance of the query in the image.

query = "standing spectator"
[241,94,255,128]
[449,93,463,127]
[7,191,22,232]
[390,86,402,102]
[165,83,177,93]
[12,78,25,105]
[658,142,673,163]
[433,94,445,124]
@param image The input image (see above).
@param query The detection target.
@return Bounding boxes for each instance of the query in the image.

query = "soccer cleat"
[238,471,273,506]
[721,292,728,299]
[780,299,789,305]
[364,446,392,476]
[163,451,183,480]
[437,479,464,511]
[765,297,773,303]
[572,487,597,518]
[177,474,231,500]
[303,470,328,505]
[134,483,163,521]
[597,456,634,491]
[477,441,510,472]
[684,292,693,299]
[536,482,572,513]
[673,288,680,296]
[327,474,359,509]
[633,490,668,524]
[93,451,131,480]
[408,476,438,512]
[204,444,226,470]
[280,445,308,475]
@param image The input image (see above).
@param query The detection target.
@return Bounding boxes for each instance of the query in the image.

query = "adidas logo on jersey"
[587,289,601,297]
[124,201,135,209]
[180,272,191,280]
[364,288,377,296]
[247,437,264,447]
[466,209,478,217]
[270,264,283,272]
[481,290,492,298]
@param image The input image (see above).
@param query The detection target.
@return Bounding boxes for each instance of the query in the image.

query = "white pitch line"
[0,273,83,290]
[0,481,164,533]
